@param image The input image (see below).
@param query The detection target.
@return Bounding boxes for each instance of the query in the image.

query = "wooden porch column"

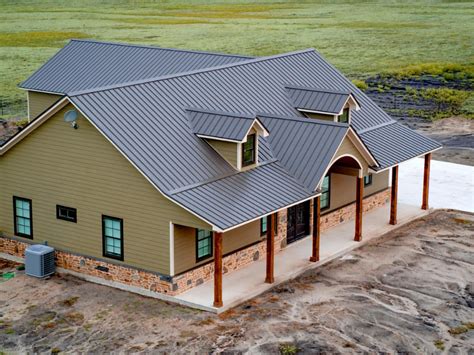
[310,196,320,262]
[422,153,431,210]
[265,213,275,283]
[390,165,399,225]
[213,232,223,308]
[354,177,363,242]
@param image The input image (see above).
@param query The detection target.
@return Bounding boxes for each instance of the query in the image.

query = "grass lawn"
[0,0,473,118]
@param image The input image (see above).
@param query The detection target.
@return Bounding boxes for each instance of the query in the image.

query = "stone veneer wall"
[0,189,390,297]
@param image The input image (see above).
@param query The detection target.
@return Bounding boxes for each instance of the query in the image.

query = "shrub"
[352,79,368,91]
[420,88,470,116]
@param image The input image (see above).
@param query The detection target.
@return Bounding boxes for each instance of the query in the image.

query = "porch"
[175,201,428,313]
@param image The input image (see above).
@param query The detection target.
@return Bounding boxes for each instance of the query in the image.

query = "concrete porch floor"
[176,202,429,313]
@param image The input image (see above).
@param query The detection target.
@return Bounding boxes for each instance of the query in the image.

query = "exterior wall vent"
[25,244,55,278]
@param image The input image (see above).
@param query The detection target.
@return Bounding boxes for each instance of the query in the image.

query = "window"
[57,205,77,223]
[364,174,373,187]
[339,107,350,123]
[261,217,268,236]
[261,214,278,236]
[196,229,213,261]
[13,196,33,239]
[242,134,256,167]
[320,175,330,210]
[102,216,123,261]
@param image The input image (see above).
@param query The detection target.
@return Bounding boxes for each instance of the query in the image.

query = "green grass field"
[1,0,473,118]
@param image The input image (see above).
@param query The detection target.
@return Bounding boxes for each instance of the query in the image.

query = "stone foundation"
[320,188,391,231]
[0,189,390,297]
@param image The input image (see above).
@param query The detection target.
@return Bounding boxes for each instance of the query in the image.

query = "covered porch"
[176,201,429,313]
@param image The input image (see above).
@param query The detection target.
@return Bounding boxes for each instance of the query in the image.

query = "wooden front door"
[287,201,310,244]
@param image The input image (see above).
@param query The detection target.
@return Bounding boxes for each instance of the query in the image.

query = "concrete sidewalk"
[399,158,473,212]
[176,202,428,313]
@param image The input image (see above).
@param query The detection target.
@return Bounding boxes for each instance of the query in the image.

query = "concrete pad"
[176,203,428,313]
[399,158,474,212]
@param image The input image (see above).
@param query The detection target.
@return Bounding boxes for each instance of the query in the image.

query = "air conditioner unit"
[25,244,55,278]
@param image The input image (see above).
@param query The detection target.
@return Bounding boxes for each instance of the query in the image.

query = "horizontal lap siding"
[28,91,62,119]
[0,103,209,274]
[174,219,262,275]
[207,140,238,168]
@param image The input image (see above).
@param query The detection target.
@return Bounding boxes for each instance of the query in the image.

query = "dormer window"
[285,85,360,124]
[242,134,256,167]
[186,108,269,171]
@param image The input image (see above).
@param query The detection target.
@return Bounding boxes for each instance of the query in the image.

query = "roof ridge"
[285,84,350,95]
[186,107,255,120]
[70,39,253,59]
[257,112,350,128]
[67,48,316,97]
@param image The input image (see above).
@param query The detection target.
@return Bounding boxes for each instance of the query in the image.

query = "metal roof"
[20,39,253,94]
[359,122,441,170]
[187,108,258,142]
[257,114,348,190]
[62,46,438,230]
[285,86,351,114]
[170,161,316,231]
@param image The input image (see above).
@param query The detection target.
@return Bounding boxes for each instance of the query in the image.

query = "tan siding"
[330,137,369,174]
[174,220,262,274]
[324,170,389,213]
[28,91,63,119]
[0,103,210,275]
[207,139,238,168]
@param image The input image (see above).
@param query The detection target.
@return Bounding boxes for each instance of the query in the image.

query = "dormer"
[285,86,360,124]
[187,108,269,171]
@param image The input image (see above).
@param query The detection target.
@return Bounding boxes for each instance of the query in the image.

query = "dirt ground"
[1,209,473,353]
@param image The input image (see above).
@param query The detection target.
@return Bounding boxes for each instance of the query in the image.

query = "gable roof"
[187,108,268,142]
[285,85,359,115]
[4,42,441,231]
[20,39,253,94]
[257,114,349,190]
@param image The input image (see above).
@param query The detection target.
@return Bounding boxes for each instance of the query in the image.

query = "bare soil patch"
[1,210,473,353]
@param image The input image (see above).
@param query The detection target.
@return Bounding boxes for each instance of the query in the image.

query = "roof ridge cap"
[69,39,253,59]
[186,107,255,120]
[68,48,317,97]
[285,85,350,95]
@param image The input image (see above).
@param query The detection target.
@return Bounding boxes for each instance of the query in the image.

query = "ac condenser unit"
[25,244,55,278]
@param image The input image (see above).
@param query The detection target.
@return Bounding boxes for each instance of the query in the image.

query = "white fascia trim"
[0,96,69,156]
[169,222,175,276]
[68,99,220,231]
[347,127,378,167]
[196,134,241,143]
[337,95,360,114]
[216,192,320,233]
[19,87,64,95]
[368,146,443,174]
[236,142,242,170]
[252,118,270,137]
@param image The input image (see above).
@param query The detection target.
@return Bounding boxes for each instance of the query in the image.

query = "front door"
[287,201,310,244]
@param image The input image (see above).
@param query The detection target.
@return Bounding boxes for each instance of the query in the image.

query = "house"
[0,40,441,308]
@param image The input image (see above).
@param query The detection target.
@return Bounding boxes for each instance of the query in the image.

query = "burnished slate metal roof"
[359,122,441,170]
[20,39,252,94]
[15,40,437,231]
[285,86,352,114]
[257,114,348,190]
[187,108,263,142]
[170,161,316,230]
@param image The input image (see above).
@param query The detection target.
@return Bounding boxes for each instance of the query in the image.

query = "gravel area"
[1,209,473,353]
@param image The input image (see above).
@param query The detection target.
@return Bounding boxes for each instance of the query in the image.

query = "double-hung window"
[13,196,33,239]
[242,134,256,167]
[196,229,213,261]
[102,216,123,261]
[320,175,330,210]
[364,174,373,186]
